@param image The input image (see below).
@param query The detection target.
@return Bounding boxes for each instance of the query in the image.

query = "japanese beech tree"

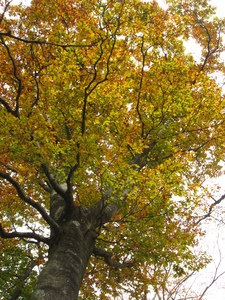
[1,0,225,299]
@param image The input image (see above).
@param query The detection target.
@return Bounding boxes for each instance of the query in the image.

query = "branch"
[8,259,35,300]
[92,119,171,225]
[92,117,172,226]
[93,247,133,269]
[0,35,22,118]
[0,171,61,234]
[90,184,132,228]
[81,10,122,136]
[41,163,67,199]
[0,96,19,117]
[198,21,221,72]
[199,238,225,299]
[0,223,50,245]
[0,31,98,49]
[81,35,105,136]
[35,137,74,206]
[38,180,51,193]
[196,193,225,224]
[136,35,147,137]
[32,134,68,200]
[0,1,12,25]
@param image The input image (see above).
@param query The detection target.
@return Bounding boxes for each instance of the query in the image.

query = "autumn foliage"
[0,0,225,299]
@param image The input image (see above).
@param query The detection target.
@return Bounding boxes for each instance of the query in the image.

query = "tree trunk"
[31,187,98,300]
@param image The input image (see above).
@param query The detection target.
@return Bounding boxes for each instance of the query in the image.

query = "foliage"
[0,0,225,298]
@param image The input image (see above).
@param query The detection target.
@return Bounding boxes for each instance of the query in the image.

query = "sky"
[210,0,225,18]
[173,1,225,299]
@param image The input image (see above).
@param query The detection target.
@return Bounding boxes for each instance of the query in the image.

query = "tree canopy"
[0,0,225,299]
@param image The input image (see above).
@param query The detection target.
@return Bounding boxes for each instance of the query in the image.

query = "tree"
[0,0,225,298]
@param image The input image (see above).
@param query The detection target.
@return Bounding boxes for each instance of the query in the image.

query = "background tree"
[0,0,225,299]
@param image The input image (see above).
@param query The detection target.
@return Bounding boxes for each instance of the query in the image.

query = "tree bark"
[31,187,98,300]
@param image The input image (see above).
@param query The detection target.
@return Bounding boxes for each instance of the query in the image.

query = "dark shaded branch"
[27,45,40,118]
[81,8,122,136]
[198,21,222,72]
[35,136,74,206]
[42,164,75,208]
[0,35,22,117]
[81,35,105,136]
[87,32,118,95]
[65,124,72,140]
[38,180,51,193]
[8,259,35,300]
[66,142,80,198]
[93,247,133,269]
[196,193,225,224]
[0,31,98,49]
[0,171,61,234]
[0,96,19,117]
[0,223,50,245]
[0,1,12,25]
[136,35,146,137]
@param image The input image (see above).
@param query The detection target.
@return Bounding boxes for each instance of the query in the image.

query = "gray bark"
[31,187,98,300]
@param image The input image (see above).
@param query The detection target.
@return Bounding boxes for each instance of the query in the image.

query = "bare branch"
[0,223,50,245]
[0,171,61,234]
[81,9,122,136]
[0,1,12,25]
[199,238,225,299]
[0,36,22,118]
[0,31,98,49]
[136,35,147,137]
[198,21,222,72]
[196,193,225,224]
[81,35,105,136]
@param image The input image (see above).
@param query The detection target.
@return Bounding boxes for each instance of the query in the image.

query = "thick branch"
[0,171,61,234]
[33,135,69,200]
[93,124,165,225]
[90,185,131,228]
[94,116,174,227]
[93,247,133,269]
[0,96,19,117]
[0,223,50,245]
[41,163,67,199]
